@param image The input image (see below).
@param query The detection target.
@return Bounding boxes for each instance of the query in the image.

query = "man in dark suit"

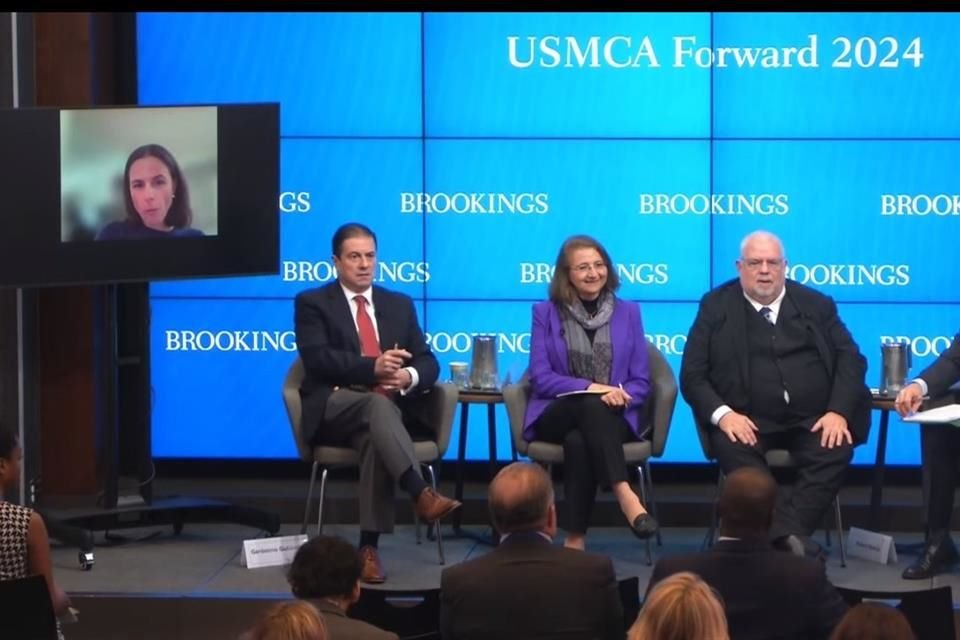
[895,332,960,579]
[681,231,871,556]
[646,467,849,640]
[294,222,461,584]
[439,462,625,640]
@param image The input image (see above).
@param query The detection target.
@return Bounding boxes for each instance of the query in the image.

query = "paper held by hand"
[557,388,610,398]
[901,403,960,426]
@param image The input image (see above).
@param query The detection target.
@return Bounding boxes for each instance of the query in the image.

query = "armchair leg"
[415,503,422,546]
[703,472,723,551]
[317,467,329,536]
[423,463,446,565]
[834,495,846,568]
[302,461,319,536]
[641,460,662,547]
[636,464,653,566]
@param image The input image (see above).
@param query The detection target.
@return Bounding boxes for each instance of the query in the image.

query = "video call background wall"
[138,12,960,464]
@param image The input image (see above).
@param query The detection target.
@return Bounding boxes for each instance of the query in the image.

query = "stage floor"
[51,522,960,640]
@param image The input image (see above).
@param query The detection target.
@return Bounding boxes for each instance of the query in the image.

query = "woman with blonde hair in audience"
[629,571,729,640]
[829,602,916,640]
[246,600,327,640]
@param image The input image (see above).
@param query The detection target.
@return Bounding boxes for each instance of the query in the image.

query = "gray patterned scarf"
[561,291,615,385]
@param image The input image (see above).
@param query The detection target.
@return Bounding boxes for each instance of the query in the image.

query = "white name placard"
[846,527,897,565]
[241,534,308,569]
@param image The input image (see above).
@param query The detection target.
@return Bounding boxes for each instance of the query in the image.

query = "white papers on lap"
[901,404,960,426]
[556,389,609,398]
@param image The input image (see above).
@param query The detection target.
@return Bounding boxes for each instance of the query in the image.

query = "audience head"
[549,234,620,305]
[287,535,362,605]
[330,222,378,293]
[736,230,787,306]
[718,466,778,538]
[629,571,729,640]
[0,425,21,492]
[246,600,327,640]
[488,462,556,537]
[829,602,916,640]
[123,143,193,231]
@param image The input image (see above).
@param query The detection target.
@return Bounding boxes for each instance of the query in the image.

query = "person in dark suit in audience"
[287,535,398,640]
[439,462,625,640]
[646,467,849,640]
[524,234,658,550]
[680,230,871,559]
[895,331,960,579]
[294,222,461,584]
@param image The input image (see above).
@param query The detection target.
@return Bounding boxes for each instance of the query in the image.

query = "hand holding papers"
[900,404,960,427]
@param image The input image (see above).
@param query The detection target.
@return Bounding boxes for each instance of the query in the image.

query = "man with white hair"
[680,231,871,558]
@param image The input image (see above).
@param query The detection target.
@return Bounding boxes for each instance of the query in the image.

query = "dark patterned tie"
[761,305,788,403]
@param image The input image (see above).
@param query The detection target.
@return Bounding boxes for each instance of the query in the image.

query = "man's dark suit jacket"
[917,332,960,397]
[439,531,625,640]
[309,599,399,640]
[294,281,439,445]
[680,278,872,444]
[647,537,849,640]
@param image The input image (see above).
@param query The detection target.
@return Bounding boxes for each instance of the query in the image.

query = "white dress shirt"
[339,282,419,394]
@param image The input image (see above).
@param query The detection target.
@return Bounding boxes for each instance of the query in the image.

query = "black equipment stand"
[42,283,280,570]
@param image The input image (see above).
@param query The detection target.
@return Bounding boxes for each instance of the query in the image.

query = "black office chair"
[836,585,955,640]
[350,587,441,640]
[618,575,641,631]
[0,574,60,640]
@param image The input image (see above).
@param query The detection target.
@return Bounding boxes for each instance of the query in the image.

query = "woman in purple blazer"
[524,235,658,550]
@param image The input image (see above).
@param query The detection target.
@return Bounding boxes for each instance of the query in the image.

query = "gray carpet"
[50,523,960,599]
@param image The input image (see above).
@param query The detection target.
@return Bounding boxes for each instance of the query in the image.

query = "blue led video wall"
[138,12,960,465]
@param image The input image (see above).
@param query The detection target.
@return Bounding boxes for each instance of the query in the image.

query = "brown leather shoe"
[413,487,462,523]
[358,545,386,584]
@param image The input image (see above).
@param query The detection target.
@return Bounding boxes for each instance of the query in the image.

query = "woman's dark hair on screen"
[123,143,194,229]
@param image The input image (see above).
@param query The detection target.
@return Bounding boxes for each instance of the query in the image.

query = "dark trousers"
[531,395,634,534]
[710,424,853,540]
[922,424,960,535]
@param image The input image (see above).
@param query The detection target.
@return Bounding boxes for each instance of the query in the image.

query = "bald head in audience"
[718,466,778,539]
[488,462,557,537]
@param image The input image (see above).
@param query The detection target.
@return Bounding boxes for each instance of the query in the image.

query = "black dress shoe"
[902,536,960,580]
[630,513,659,540]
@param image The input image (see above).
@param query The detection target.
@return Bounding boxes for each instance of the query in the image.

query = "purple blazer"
[523,297,651,442]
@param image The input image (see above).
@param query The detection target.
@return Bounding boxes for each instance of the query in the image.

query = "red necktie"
[355,296,390,395]
[354,296,381,357]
